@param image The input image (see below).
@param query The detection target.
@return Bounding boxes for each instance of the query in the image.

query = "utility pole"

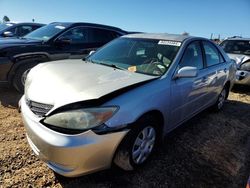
[210,33,213,39]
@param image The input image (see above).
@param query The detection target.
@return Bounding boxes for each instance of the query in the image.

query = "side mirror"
[3,31,14,37]
[174,66,198,79]
[55,37,71,46]
[89,50,95,56]
[82,50,96,61]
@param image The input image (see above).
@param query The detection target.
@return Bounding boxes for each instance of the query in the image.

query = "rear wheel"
[113,115,161,170]
[212,86,229,111]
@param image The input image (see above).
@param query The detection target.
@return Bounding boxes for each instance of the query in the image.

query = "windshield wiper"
[99,62,127,70]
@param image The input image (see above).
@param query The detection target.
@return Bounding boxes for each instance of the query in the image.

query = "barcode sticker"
[158,40,181,46]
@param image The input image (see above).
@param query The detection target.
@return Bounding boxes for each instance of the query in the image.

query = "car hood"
[25,59,157,108]
[227,53,250,67]
[0,38,42,48]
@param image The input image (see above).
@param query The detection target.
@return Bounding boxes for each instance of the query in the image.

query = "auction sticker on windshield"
[158,40,181,46]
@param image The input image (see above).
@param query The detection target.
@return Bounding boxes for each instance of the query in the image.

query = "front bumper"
[235,70,250,86]
[20,97,128,177]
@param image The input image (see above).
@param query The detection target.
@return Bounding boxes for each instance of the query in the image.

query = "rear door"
[202,41,228,104]
[88,28,121,50]
[170,41,210,127]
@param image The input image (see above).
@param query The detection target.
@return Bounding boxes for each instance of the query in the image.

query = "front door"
[54,26,94,59]
[170,41,209,127]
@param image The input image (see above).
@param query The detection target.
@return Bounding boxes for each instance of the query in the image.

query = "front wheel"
[113,116,160,170]
[12,63,38,93]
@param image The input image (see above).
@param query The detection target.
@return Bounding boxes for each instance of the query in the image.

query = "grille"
[26,99,54,116]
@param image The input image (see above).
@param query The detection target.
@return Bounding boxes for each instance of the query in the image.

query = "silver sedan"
[20,33,236,177]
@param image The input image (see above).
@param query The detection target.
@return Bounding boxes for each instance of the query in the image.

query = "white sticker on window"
[158,40,181,46]
[55,25,66,30]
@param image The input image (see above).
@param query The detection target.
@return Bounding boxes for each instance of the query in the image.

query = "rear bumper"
[235,70,250,86]
[20,96,128,177]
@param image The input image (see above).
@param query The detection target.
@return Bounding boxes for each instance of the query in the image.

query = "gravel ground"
[0,85,250,188]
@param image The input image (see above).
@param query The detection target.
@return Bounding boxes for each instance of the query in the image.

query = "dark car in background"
[0,22,45,38]
[0,22,128,92]
[220,37,250,86]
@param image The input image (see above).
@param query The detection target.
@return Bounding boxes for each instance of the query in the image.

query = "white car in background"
[220,37,250,86]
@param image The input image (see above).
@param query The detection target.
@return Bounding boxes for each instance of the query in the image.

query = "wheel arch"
[7,53,50,83]
[112,109,165,170]
[132,109,165,138]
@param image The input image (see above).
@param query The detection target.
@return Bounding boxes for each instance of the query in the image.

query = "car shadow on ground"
[232,85,250,94]
[55,99,250,188]
[0,85,22,108]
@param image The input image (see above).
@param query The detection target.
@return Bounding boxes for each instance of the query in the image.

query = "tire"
[212,85,229,111]
[113,115,161,171]
[12,62,38,93]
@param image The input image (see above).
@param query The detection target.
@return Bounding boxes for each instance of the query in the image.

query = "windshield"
[0,23,13,31]
[220,40,250,55]
[87,38,181,76]
[23,23,69,41]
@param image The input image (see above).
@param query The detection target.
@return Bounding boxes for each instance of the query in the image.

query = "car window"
[203,41,220,66]
[60,27,88,44]
[0,23,14,31]
[6,26,17,36]
[18,25,33,37]
[32,25,41,30]
[179,41,203,69]
[89,28,120,43]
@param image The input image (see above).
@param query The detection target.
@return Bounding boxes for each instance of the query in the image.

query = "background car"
[220,37,250,86]
[0,22,45,38]
[0,22,129,92]
[21,33,236,177]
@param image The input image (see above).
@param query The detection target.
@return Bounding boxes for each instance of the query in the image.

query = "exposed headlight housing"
[240,61,250,71]
[42,107,118,133]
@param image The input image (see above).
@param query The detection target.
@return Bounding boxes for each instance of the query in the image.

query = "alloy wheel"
[218,88,226,109]
[132,126,156,164]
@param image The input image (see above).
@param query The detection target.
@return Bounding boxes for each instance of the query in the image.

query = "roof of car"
[4,22,45,26]
[50,22,127,33]
[15,22,45,26]
[225,37,250,41]
[122,33,193,42]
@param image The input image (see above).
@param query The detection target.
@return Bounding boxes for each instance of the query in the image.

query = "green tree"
[3,16,10,23]
[182,32,189,36]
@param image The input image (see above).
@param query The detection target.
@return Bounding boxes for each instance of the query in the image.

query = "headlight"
[43,107,118,131]
[240,61,250,71]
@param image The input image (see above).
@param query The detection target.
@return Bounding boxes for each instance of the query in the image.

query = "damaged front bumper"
[20,96,128,177]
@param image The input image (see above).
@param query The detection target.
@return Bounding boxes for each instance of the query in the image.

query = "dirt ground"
[0,85,249,188]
